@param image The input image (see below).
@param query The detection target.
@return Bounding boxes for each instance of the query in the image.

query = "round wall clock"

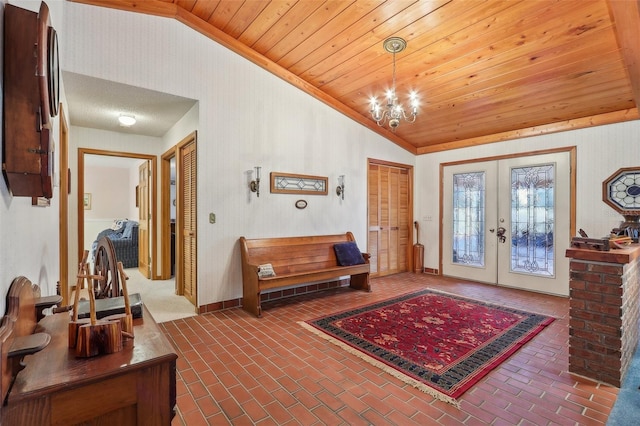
[47,26,60,117]
[36,2,59,127]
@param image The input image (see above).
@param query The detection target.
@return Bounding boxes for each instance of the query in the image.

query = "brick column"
[566,246,640,386]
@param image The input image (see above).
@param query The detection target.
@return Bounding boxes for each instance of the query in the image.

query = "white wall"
[82,164,139,252]
[84,165,132,221]
[128,165,139,219]
[416,120,640,271]
[62,2,414,306]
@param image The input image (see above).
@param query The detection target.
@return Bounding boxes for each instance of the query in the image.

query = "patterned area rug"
[300,289,554,406]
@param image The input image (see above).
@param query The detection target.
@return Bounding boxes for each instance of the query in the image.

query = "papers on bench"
[257,263,276,278]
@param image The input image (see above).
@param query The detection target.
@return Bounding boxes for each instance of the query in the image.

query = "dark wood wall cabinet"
[2,2,59,199]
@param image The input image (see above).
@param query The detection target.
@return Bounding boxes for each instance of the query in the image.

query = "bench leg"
[349,273,370,292]
[242,292,262,318]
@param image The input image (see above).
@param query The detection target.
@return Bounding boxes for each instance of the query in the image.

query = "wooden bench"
[1,277,54,411]
[239,232,371,317]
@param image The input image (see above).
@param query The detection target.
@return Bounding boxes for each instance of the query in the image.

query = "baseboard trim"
[198,279,349,314]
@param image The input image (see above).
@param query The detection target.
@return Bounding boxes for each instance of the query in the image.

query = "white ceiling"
[63,71,197,137]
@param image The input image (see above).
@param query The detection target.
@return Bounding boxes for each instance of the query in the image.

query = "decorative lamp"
[250,166,261,197]
[336,175,345,200]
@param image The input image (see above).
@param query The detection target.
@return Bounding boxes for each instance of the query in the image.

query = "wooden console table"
[2,306,177,425]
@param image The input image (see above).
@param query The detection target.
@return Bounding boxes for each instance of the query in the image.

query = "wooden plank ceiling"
[71,0,640,154]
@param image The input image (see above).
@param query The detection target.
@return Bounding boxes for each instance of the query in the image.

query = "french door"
[442,152,571,296]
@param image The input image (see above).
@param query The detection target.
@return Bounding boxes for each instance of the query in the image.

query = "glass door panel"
[442,161,497,284]
[497,152,570,295]
[452,171,486,267]
[510,164,555,277]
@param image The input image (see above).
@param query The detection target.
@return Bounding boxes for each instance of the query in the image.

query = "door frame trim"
[160,147,175,280]
[58,104,69,305]
[438,146,577,276]
[174,132,197,304]
[77,148,158,277]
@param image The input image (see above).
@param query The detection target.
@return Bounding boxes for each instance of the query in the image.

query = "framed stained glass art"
[603,167,640,216]
[270,172,328,195]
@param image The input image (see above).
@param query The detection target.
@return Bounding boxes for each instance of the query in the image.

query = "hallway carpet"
[607,343,640,425]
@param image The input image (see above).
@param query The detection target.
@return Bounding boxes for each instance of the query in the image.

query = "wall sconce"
[336,175,345,200]
[250,166,261,197]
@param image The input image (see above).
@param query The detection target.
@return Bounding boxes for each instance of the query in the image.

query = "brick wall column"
[566,246,640,386]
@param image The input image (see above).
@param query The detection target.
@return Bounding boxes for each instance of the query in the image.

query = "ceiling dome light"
[118,114,136,126]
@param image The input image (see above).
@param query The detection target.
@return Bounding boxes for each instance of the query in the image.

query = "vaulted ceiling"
[70,0,640,155]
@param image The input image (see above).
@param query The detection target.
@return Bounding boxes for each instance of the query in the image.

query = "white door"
[442,152,571,296]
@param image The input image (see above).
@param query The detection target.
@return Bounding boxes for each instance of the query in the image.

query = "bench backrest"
[1,276,40,405]
[240,232,361,275]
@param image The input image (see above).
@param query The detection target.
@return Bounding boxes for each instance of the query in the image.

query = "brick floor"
[161,272,618,425]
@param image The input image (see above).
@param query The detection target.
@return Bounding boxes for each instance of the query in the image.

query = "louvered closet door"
[368,163,410,277]
[180,140,197,306]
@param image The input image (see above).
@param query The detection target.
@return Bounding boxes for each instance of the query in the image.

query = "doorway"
[367,159,414,277]
[160,151,177,280]
[441,149,575,296]
[77,148,157,274]
[161,132,197,307]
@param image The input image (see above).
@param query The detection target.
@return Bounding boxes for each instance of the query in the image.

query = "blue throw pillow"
[334,242,365,266]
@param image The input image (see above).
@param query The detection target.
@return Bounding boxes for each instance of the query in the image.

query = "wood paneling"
[71,0,640,154]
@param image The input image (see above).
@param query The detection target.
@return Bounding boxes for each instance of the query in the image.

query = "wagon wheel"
[93,236,121,298]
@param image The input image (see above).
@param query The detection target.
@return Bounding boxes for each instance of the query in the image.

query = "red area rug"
[300,289,554,406]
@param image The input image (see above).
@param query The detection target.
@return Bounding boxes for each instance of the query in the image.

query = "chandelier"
[370,37,418,132]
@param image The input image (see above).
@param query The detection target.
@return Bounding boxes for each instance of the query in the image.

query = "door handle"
[496,227,506,243]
